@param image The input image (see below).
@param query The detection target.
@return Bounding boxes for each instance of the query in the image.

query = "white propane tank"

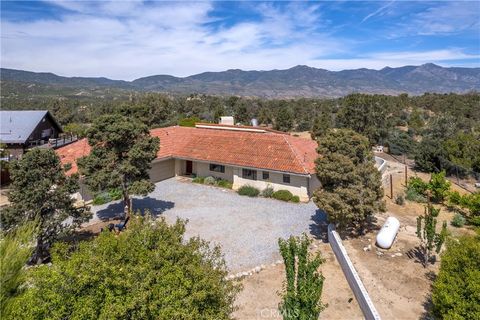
[376,217,400,249]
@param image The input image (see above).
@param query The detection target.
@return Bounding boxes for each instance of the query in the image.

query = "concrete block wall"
[328,224,382,320]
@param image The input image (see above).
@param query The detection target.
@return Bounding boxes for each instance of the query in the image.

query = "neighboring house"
[0,110,63,158]
[57,123,321,202]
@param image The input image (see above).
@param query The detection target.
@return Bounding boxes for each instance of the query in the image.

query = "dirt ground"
[234,241,363,320]
[233,155,475,320]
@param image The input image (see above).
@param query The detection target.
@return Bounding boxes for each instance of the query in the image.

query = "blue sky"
[1,1,479,80]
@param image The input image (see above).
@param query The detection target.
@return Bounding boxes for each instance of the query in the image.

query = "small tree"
[78,114,159,215]
[432,234,480,319]
[274,104,294,132]
[278,234,325,320]
[416,205,447,267]
[1,149,90,263]
[8,214,240,319]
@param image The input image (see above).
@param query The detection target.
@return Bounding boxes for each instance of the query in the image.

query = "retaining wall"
[328,224,382,320]
[375,156,387,174]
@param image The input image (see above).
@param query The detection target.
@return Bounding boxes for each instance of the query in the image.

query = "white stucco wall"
[231,167,310,202]
[194,161,234,181]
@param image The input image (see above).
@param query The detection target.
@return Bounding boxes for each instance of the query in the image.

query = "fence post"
[390,174,393,199]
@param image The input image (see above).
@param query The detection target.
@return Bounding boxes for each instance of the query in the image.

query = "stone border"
[375,156,387,174]
[328,224,382,320]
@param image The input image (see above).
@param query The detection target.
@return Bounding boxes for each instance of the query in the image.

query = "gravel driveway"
[91,178,325,272]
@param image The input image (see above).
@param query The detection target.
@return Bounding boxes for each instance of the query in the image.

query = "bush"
[8,215,240,319]
[405,188,427,203]
[92,192,111,205]
[448,191,462,206]
[237,185,260,197]
[291,195,300,203]
[261,186,274,198]
[451,213,466,227]
[204,176,216,185]
[216,179,233,189]
[407,177,428,195]
[395,193,405,205]
[178,117,201,127]
[273,190,294,202]
[432,235,480,319]
[108,188,122,201]
[428,171,451,203]
[192,176,205,184]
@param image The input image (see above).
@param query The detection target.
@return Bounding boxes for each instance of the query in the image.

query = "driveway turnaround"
[91,178,324,272]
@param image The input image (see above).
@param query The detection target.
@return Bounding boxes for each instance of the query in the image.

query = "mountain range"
[1,64,479,98]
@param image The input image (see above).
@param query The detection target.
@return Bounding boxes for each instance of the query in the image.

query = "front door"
[186,160,193,175]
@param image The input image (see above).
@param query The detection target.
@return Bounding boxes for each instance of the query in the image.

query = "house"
[57,123,321,202]
[0,110,63,158]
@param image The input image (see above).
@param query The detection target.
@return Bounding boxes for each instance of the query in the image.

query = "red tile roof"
[56,138,91,175]
[57,126,318,176]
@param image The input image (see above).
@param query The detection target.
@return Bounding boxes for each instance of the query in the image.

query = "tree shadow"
[420,271,437,320]
[309,209,328,242]
[96,197,175,221]
[406,246,438,266]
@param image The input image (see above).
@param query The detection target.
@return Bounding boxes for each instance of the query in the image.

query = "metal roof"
[0,110,59,144]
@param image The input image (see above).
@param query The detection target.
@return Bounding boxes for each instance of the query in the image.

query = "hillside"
[1,64,479,98]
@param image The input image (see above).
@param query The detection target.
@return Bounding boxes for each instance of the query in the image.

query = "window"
[242,169,257,180]
[262,171,269,180]
[283,174,290,184]
[209,163,225,173]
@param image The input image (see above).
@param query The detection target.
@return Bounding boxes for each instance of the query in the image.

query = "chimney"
[250,118,258,127]
[219,116,234,125]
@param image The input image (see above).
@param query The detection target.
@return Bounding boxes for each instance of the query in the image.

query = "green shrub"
[291,195,300,203]
[92,192,111,205]
[237,185,260,197]
[192,176,205,184]
[428,171,451,203]
[405,188,427,203]
[261,186,274,198]
[451,213,466,227]
[108,188,122,201]
[216,179,233,189]
[448,191,462,206]
[432,235,480,319]
[407,176,428,195]
[204,176,216,185]
[468,216,480,226]
[395,193,405,205]
[273,190,293,202]
[178,117,201,127]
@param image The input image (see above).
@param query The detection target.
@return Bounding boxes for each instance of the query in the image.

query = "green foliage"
[1,149,91,263]
[405,188,427,203]
[428,171,451,203]
[416,205,447,267]
[447,191,462,206]
[91,192,111,205]
[62,122,89,138]
[386,129,416,156]
[291,196,300,203]
[407,177,429,195]
[8,214,240,319]
[278,234,325,319]
[314,129,385,234]
[0,222,36,316]
[450,213,466,228]
[216,179,233,189]
[337,94,391,144]
[192,176,205,184]
[274,104,294,132]
[178,116,201,127]
[237,185,260,197]
[77,114,159,214]
[432,235,480,319]
[272,190,294,202]
[310,111,331,139]
[261,186,275,198]
[204,176,216,185]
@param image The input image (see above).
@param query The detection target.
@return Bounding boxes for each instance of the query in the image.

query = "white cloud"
[361,1,396,23]
[1,1,478,79]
